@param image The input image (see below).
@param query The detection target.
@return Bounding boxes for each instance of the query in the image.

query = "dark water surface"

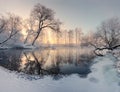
[0,47,95,78]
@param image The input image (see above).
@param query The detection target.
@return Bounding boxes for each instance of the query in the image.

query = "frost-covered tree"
[30,3,61,45]
[0,13,22,46]
[94,17,120,50]
[0,15,6,34]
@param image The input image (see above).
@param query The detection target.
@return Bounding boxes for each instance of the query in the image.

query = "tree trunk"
[32,30,41,45]
[24,34,29,44]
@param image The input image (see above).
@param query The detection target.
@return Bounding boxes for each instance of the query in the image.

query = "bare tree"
[56,30,62,45]
[23,18,35,44]
[64,30,68,45]
[0,16,6,34]
[68,30,73,45]
[0,13,22,45]
[77,29,83,45]
[30,3,61,45]
[75,29,78,45]
[90,17,120,56]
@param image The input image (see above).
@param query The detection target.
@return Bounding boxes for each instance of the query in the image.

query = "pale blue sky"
[0,0,120,32]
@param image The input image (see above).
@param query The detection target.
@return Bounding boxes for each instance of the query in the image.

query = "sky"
[0,0,120,33]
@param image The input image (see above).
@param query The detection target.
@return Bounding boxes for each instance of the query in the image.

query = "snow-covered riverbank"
[0,54,120,92]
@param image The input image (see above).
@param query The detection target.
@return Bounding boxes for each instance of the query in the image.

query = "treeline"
[0,3,84,46]
[0,3,120,50]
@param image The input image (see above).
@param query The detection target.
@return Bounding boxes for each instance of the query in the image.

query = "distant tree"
[68,30,73,45]
[64,30,68,45]
[56,30,62,45]
[30,3,61,45]
[75,29,78,45]
[74,28,83,45]
[80,31,96,47]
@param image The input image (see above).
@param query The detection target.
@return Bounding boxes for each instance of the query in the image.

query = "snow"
[0,43,56,50]
[0,46,10,50]
[0,54,120,92]
[0,43,36,50]
[11,44,36,49]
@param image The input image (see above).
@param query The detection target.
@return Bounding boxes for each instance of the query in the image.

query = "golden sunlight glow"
[21,28,27,38]
[20,26,82,45]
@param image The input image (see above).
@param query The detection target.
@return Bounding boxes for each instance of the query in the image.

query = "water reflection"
[0,47,95,79]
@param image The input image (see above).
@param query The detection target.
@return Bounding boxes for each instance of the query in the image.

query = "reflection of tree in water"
[0,48,95,80]
[20,49,61,76]
[20,48,95,79]
[0,50,22,71]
